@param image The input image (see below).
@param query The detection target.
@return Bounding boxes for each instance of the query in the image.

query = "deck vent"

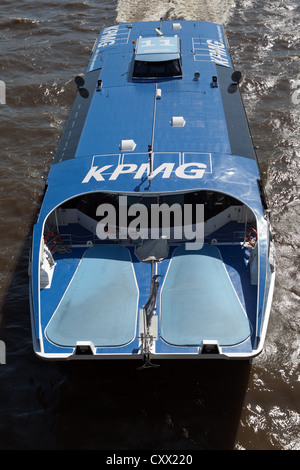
[200,340,220,354]
[120,139,136,151]
[74,341,96,355]
[172,23,182,30]
[171,116,186,127]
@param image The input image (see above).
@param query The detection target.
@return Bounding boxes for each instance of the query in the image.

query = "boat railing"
[52,229,247,253]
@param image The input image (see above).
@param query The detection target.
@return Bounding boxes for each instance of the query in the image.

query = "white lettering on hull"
[207,39,229,67]
[82,162,207,183]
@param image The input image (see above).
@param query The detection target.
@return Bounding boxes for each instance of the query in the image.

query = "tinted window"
[133,59,182,78]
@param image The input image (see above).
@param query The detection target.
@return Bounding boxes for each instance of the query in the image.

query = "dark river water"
[0,0,299,451]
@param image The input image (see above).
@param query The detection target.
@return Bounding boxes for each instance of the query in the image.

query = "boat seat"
[160,244,251,347]
[45,245,139,348]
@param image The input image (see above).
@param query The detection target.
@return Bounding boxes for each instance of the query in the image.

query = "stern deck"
[40,238,257,357]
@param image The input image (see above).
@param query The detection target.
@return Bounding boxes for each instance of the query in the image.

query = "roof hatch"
[133,36,182,79]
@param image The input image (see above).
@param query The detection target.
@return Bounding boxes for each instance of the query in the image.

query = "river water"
[0,0,299,451]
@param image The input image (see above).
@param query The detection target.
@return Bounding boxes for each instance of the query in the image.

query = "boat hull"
[29,20,275,363]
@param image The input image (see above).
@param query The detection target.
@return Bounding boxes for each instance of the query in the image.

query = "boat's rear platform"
[38,234,258,361]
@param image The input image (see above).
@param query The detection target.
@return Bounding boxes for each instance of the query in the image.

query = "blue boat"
[29,20,275,364]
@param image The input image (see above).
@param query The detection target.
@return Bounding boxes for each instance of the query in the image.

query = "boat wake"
[116,0,234,24]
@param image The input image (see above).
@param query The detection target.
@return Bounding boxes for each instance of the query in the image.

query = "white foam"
[116,0,234,24]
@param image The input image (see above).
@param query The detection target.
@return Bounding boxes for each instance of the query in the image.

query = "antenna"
[147,83,158,185]
[148,145,153,182]
[155,17,164,36]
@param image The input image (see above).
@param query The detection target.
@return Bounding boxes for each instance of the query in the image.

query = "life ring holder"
[247,227,257,247]
[44,232,62,252]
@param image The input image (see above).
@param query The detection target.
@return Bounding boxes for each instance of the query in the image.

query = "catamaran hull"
[29,20,275,364]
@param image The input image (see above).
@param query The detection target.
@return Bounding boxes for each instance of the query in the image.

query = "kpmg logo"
[82,153,212,184]
[98,25,120,48]
[207,40,229,67]
[82,162,208,183]
[0,340,6,364]
[0,81,6,105]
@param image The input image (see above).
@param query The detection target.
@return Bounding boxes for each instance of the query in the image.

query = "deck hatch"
[133,36,182,78]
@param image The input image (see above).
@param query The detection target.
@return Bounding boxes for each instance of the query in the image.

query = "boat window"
[133,59,182,79]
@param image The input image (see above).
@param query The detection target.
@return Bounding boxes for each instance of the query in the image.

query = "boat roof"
[40,20,265,220]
